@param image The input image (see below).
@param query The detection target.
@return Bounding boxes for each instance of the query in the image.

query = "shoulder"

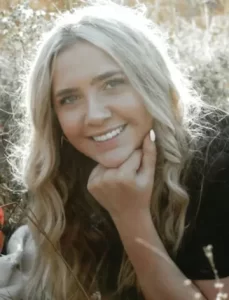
[186,111,229,213]
[0,225,36,299]
[176,111,229,280]
[190,111,229,210]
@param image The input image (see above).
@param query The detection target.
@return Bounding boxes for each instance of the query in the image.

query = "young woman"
[1,2,229,300]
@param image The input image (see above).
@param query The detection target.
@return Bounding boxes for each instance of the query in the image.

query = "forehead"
[52,42,121,90]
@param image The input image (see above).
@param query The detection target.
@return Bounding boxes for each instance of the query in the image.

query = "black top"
[1,111,229,299]
[175,114,229,280]
[97,112,229,300]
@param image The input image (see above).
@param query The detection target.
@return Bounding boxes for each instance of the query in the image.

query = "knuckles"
[87,148,150,195]
[87,171,136,193]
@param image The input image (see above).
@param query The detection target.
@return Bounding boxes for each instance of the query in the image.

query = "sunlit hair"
[9,1,216,299]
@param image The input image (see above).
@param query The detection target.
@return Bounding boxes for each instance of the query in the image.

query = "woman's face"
[52,42,153,168]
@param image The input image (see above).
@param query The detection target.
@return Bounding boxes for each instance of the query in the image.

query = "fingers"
[88,129,156,191]
[88,163,105,184]
[88,150,142,196]
[119,150,142,175]
[137,129,157,181]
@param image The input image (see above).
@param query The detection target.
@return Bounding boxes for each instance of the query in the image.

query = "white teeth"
[92,125,125,142]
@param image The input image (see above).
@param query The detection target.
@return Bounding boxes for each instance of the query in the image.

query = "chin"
[97,153,132,169]
[93,146,136,168]
[101,159,125,169]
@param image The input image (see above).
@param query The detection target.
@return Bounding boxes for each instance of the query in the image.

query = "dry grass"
[0,2,228,298]
[0,0,228,207]
[1,0,229,21]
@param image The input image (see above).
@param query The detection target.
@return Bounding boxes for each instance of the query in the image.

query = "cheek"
[113,94,142,118]
[121,95,152,126]
[143,109,154,127]
[57,111,83,138]
[134,97,153,124]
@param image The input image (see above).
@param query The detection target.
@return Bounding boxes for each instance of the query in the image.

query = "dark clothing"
[1,112,229,300]
[175,114,229,280]
[100,112,229,300]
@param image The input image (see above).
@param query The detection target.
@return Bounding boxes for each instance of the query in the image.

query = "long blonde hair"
[9,1,211,299]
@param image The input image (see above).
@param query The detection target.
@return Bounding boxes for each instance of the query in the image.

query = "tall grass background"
[0,1,228,299]
[0,0,228,227]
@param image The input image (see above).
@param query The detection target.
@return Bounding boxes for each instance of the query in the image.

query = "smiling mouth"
[91,125,126,142]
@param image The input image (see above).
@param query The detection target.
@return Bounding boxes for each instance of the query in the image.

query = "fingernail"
[150,129,156,142]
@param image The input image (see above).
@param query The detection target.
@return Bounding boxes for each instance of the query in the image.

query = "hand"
[87,130,157,220]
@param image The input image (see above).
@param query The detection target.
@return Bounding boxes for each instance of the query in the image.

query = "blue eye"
[104,78,126,89]
[60,95,79,105]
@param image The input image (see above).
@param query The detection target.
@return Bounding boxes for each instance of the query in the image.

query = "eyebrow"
[54,70,124,99]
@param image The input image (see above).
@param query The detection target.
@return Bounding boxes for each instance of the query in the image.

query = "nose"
[84,96,112,126]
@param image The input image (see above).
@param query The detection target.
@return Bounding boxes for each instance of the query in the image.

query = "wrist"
[111,208,152,228]
[111,209,155,244]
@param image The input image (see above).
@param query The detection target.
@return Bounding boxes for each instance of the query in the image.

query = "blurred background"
[0,0,228,220]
